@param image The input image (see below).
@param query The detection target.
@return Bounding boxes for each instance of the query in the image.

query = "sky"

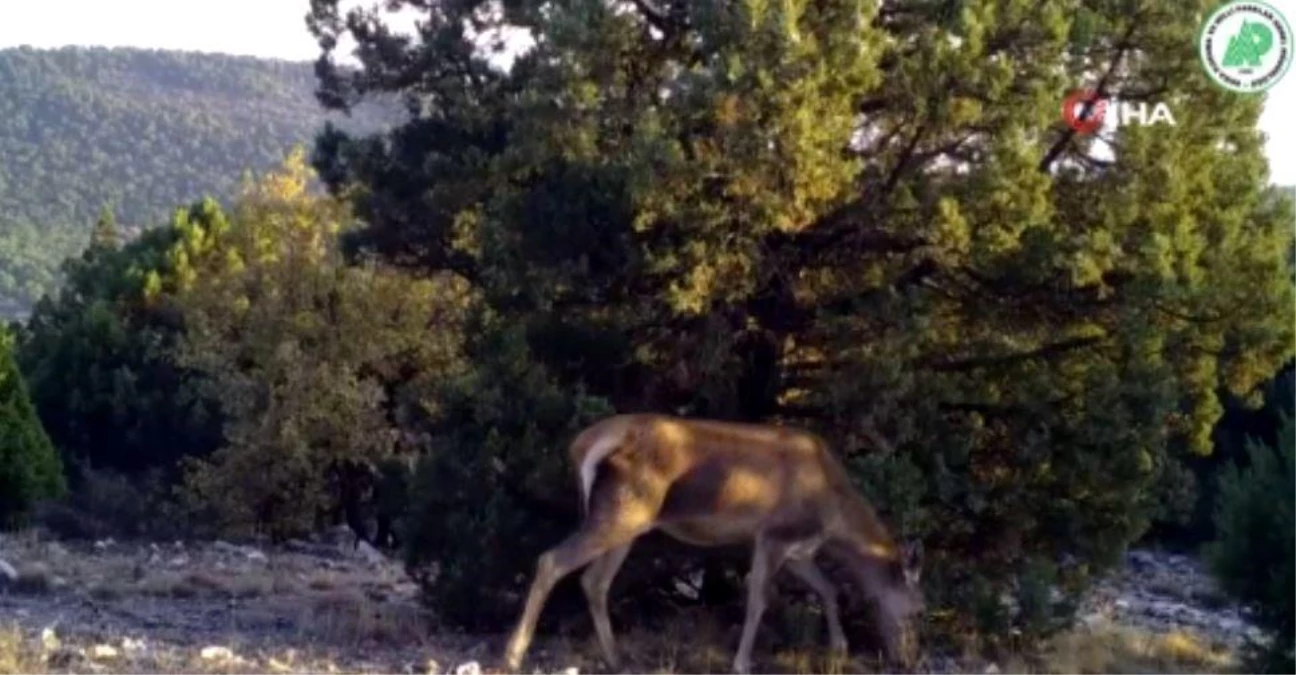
[0,0,1293,184]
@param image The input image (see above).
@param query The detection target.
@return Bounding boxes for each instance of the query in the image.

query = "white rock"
[560,667,580,675]
[356,540,386,565]
[1078,612,1107,628]
[41,626,60,651]
[984,663,1000,674]
[90,644,119,659]
[212,540,239,555]
[0,558,17,583]
[168,555,190,567]
[453,661,481,675]
[245,548,269,563]
[93,538,115,551]
[1128,550,1157,569]
[121,637,146,653]
[200,645,235,661]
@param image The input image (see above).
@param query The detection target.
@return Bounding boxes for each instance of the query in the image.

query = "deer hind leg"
[503,523,643,672]
[785,559,847,656]
[732,537,795,675]
[580,543,633,669]
[503,472,656,674]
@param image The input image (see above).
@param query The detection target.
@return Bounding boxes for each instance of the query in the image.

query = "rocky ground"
[0,529,1260,674]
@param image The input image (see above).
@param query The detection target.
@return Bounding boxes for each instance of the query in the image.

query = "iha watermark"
[1060,89,1178,134]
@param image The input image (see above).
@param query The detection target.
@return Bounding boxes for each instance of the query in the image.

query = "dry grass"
[528,612,1239,675]
[292,588,433,647]
[115,566,296,601]
[535,607,882,675]
[0,624,46,675]
[1007,624,1235,674]
[9,563,56,595]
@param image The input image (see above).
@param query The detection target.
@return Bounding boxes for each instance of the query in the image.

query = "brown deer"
[501,413,925,674]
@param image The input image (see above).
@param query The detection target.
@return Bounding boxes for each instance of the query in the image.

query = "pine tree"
[91,205,121,251]
[1207,413,1295,672]
[0,327,65,528]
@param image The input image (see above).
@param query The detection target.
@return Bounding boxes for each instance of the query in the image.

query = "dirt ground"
[0,530,500,674]
[0,529,1245,674]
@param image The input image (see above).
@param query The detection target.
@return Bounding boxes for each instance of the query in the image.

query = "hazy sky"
[0,0,1293,184]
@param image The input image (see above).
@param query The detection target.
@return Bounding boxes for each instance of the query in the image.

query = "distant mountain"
[0,45,395,319]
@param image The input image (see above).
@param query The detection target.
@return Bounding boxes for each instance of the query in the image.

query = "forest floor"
[0,528,1258,674]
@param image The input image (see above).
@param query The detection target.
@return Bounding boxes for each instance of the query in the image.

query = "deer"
[501,413,926,674]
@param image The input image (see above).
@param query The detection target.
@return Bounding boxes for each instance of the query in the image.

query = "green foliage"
[31,465,181,541]
[309,0,1296,643]
[0,45,394,319]
[373,454,417,545]
[0,45,390,229]
[0,221,86,320]
[0,327,65,529]
[1145,185,1296,546]
[1205,413,1295,673]
[173,152,469,540]
[15,210,224,478]
[1148,361,1295,548]
[403,311,614,627]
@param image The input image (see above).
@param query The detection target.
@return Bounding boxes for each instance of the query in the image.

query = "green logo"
[1199,1,1293,93]
[1221,19,1274,67]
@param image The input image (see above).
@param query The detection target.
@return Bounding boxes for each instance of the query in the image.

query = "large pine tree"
[304,0,1296,638]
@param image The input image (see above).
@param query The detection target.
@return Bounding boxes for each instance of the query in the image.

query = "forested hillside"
[0,46,393,318]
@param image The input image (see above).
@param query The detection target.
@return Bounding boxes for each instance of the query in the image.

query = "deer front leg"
[785,559,847,656]
[873,598,920,671]
[732,538,790,675]
[580,543,633,670]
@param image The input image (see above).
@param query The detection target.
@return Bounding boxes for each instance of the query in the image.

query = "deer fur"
[501,413,925,674]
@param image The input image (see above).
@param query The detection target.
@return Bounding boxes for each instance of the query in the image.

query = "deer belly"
[655,461,787,545]
[657,515,763,547]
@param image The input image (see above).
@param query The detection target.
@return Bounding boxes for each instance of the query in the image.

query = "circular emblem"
[1199,1,1293,93]
[1061,89,1109,134]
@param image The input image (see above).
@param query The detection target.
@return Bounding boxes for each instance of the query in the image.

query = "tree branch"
[923,335,1107,373]
[858,414,899,454]
[628,0,672,33]
[1152,300,1225,324]
[1037,21,1140,174]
